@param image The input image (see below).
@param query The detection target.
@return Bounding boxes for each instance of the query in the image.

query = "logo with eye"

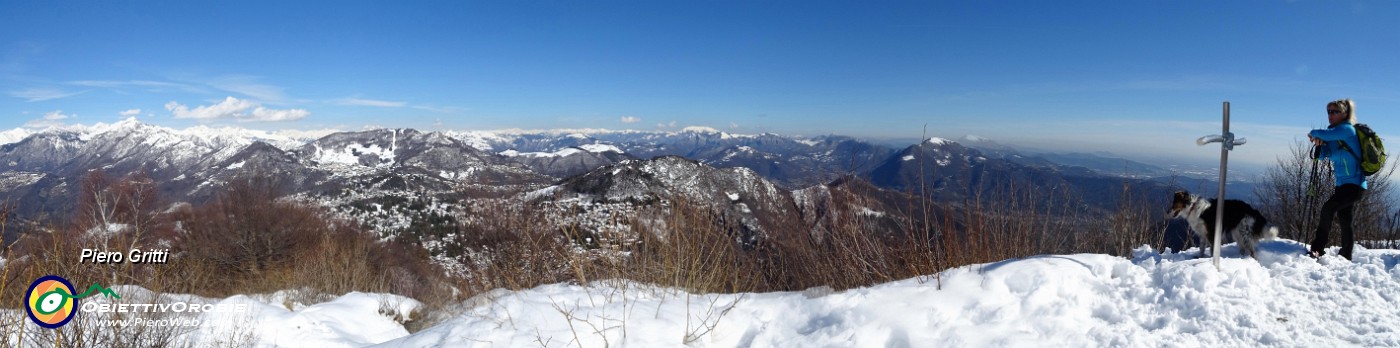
[25,275,78,329]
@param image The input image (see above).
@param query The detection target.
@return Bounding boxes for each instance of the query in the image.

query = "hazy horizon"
[0,115,1275,181]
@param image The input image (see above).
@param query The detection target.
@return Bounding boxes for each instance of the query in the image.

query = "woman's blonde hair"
[1329,98,1358,124]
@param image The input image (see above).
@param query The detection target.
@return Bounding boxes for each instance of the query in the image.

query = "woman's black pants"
[1311,184,1365,260]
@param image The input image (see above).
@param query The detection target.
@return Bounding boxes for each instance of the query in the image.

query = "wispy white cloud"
[72,80,186,88]
[411,104,467,113]
[246,107,309,122]
[330,96,465,112]
[70,80,208,94]
[42,110,69,121]
[120,109,141,117]
[620,116,641,124]
[166,96,309,122]
[10,88,87,102]
[333,97,407,108]
[207,75,289,103]
[70,76,298,103]
[24,110,72,128]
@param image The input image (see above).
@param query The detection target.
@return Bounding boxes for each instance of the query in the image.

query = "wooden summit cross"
[1196,101,1247,270]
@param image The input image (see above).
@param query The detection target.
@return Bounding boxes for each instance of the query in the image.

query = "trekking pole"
[1309,145,1321,196]
[1306,145,1321,242]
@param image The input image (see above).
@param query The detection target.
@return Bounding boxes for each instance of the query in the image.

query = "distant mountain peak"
[680,126,722,134]
[954,134,1020,158]
[500,143,624,158]
[960,134,990,142]
[111,116,143,128]
[76,116,150,139]
[3,118,337,151]
[0,128,34,145]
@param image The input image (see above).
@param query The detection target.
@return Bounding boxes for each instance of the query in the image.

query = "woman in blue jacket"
[1307,98,1367,260]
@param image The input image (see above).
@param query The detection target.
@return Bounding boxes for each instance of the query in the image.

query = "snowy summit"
[377,240,1400,347]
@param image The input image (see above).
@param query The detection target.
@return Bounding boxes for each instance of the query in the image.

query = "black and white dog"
[1168,191,1278,259]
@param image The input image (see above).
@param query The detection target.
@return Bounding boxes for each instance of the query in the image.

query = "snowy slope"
[10,239,1397,346]
[381,239,1400,347]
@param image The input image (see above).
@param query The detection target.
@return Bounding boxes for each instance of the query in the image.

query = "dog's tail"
[1263,225,1279,240]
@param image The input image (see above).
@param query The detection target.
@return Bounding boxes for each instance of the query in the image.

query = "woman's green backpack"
[1342,123,1386,176]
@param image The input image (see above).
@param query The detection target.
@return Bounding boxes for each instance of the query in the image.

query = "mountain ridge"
[0,120,1197,233]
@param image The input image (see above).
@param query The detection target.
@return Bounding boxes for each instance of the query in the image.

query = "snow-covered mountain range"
[0,119,1184,241]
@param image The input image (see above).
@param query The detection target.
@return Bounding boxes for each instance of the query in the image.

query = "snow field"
[382,239,1400,347]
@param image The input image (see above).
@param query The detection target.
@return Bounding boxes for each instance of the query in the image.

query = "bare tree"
[116,171,160,250]
[77,169,119,234]
[178,176,318,279]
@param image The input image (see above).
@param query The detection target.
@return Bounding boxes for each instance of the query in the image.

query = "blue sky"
[3,1,1399,170]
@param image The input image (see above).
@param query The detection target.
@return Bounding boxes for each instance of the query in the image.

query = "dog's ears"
[1173,191,1190,201]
